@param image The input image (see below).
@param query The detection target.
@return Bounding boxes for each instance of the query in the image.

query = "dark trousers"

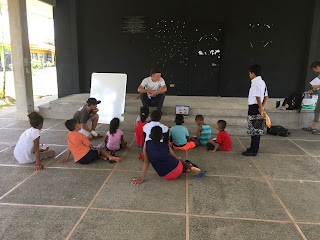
[248,104,260,153]
[140,93,165,111]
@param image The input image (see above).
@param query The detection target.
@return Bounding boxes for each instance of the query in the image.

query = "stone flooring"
[0,109,320,239]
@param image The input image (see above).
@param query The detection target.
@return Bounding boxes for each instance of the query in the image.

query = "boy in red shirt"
[207,120,232,152]
[59,119,121,164]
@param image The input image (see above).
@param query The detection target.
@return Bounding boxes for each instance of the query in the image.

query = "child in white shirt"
[14,112,55,171]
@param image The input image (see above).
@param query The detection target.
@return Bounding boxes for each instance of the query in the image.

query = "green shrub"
[31,60,42,69]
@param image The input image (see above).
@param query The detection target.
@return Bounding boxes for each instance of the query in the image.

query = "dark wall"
[54,0,80,97]
[55,0,315,98]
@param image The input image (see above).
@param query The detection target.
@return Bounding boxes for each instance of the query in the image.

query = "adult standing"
[242,64,268,156]
[303,60,320,134]
[138,68,167,113]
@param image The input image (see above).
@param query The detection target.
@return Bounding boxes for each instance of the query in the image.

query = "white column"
[7,0,34,120]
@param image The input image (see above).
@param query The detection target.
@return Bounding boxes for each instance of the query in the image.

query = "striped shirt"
[200,124,211,145]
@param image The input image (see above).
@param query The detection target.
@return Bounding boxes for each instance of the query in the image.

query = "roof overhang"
[0,0,53,19]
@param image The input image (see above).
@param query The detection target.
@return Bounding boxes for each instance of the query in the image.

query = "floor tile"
[289,129,320,141]
[186,150,261,178]
[0,111,15,119]
[189,217,302,240]
[291,140,320,156]
[0,143,9,151]
[39,130,68,145]
[47,121,69,130]
[0,129,26,144]
[237,138,306,155]
[0,119,18,128]
[4,119,63,130]
[298,224,320,240]
[116,147,155,173]
[70,209,186,240]
[92,171,186,213]
[270,180,320,223]
[189,176,290,220]
[255,155,320,180]
[0,205,83,240]
[0,166,34,197]
[0,168,111,206]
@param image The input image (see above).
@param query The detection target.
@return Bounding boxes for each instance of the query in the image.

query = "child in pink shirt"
[105,118,127,152]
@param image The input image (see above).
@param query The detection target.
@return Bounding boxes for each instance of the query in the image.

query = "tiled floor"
[0,110,320,239]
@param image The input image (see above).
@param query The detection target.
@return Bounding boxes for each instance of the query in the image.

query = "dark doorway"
[148,19,223,96]
[187,23,222,96]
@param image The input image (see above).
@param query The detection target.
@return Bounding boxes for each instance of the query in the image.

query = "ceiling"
[0,0,53,19]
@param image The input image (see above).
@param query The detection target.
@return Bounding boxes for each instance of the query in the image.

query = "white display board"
[90,73,127,124]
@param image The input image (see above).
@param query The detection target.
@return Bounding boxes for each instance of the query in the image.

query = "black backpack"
[282,91,304,110]
[267,126,291,137]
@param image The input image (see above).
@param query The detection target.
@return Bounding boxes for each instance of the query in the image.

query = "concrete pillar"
[7,0,34,120]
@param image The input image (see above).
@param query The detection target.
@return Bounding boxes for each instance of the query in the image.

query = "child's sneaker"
[312,130,320,135]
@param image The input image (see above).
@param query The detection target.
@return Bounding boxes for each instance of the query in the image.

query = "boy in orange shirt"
[59,119,121,164]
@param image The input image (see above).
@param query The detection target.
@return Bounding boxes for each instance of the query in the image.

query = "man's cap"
[87,98,101,105]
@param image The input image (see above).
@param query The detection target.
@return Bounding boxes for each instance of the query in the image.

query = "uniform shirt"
[146,140,179,177]
[200,124,211,146]
[143,121,169,142]
[140,77,166,91]
[169,125,189,146]
[248,76,268,105]
[215,130,232,151]
[73,105,92,124]
[67,131,91,162]
[14,127,41,164]
[106,129,123,150]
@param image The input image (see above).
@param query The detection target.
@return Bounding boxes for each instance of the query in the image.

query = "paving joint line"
[186,174,189,240]
[0,171,37,200]
[235,136,307,240]
[2,201,319,226]
[65,137,136,240]
[288,138,320,164]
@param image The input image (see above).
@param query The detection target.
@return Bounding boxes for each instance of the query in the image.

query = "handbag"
[247,114,267,136]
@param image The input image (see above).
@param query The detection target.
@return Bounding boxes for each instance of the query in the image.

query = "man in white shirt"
[242,64,268,156]
[138,68,167,112]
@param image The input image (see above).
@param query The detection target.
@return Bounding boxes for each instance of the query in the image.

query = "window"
[31,52,38,60]
[45,54,52,62]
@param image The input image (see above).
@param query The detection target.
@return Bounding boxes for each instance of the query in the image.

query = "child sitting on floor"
[134,106,150,129]
[135,107,149,159]
[131,126,206,185]
[207,120,232,152]
[191,115,211,146]
[14,112,55,171]
[169,115,195,159]
[143,110,169,142]
[60,119,121,164]
[105,118,127,154]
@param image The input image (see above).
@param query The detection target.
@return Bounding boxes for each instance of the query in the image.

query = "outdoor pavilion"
[2,0,320,239]
[6,0,320,119]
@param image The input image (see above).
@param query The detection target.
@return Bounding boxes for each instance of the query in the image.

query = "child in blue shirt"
[131,126,205,185]
[191,115,211,146]
[169,115,196,159]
